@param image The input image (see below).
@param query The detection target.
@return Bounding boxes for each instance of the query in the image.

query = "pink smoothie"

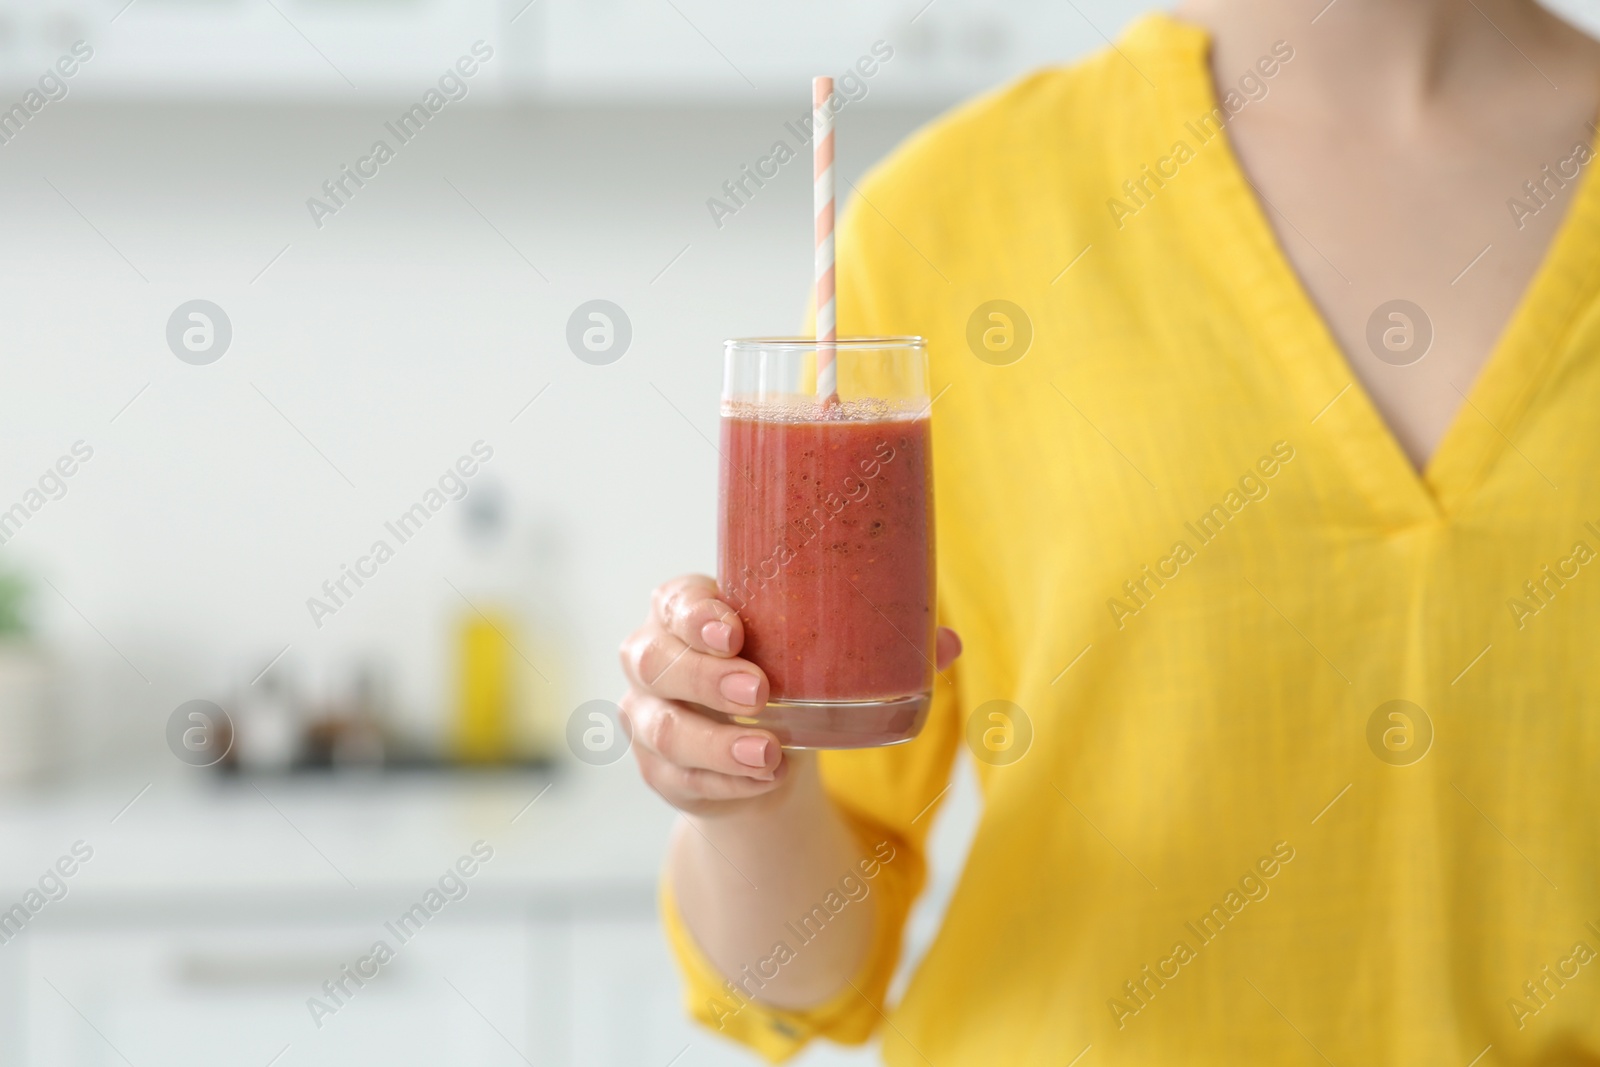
[719,412,934,716]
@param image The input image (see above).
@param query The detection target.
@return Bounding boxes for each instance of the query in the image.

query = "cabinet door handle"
[174,950,371,987]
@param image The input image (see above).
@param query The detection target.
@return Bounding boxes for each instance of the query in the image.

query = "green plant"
[0,569,29,639]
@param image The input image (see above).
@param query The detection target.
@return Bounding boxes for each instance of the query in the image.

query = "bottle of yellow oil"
[451,484,559,765]
[455,609,519,763]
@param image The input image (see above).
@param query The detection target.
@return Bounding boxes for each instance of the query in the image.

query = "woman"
[621,0,1600,1061]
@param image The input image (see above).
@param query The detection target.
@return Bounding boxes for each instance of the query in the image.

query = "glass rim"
[725,335,927,351]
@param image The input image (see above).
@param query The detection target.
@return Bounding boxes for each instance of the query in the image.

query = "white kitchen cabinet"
[6,0,1600,102]
[0,912,892,1066]
[0,0,526,99]
[0,0,1148,102]
[10,921,535,1066]
[0,775,917,1066]
[536,0,1132,103]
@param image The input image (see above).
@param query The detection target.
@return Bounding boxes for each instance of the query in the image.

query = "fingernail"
[719,673,760,707]
[701,621,732,652]
[732,735,770,768]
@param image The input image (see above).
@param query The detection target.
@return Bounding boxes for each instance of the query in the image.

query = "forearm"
[668,753,876,1008]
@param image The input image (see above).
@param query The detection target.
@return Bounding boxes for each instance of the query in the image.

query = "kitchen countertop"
[0,762,672,923]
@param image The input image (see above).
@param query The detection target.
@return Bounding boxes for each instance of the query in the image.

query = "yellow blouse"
[664,13,1600,1064]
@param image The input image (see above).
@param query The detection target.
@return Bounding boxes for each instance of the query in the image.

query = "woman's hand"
[619,574,961,816]
[619,574,782,816]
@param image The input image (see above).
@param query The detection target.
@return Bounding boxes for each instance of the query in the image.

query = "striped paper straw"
[813,75,837,403]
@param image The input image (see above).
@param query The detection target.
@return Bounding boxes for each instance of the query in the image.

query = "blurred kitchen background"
[1,1,1596,1064]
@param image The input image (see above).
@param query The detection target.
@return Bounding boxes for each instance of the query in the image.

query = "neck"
[1174,0,1571,127]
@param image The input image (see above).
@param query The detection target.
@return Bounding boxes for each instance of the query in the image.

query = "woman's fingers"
[622,691,780,780]
[651,574,745,657]
[636,751,789,806]
[619,627,770,715]
[619,575,783,812]
[623,692,788,808]
[936,626,963,671]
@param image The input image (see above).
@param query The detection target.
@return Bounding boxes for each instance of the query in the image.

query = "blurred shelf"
[215,753,558,777]
[0,0,531,100]
[0,0,1152,103]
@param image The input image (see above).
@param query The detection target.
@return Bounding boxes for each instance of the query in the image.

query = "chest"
[1222,110,1597,468]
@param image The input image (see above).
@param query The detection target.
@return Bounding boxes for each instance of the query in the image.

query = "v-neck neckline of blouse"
[1135,13,1600,524]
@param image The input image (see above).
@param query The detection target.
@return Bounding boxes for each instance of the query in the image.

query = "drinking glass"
[715,337,935,748]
